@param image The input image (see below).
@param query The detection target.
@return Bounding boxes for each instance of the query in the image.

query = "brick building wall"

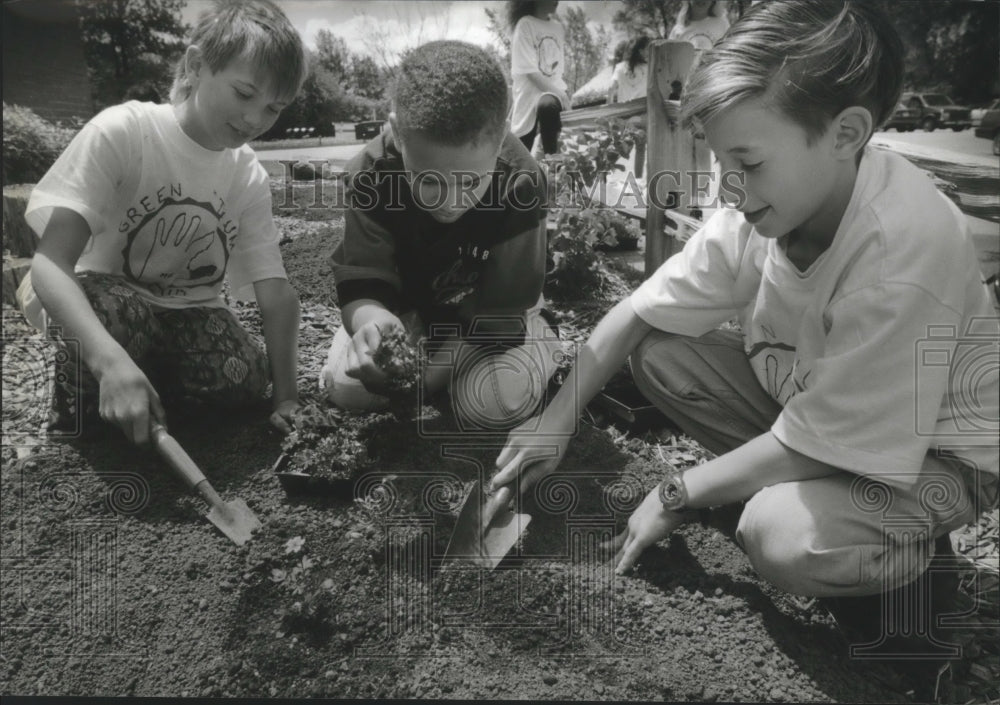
[2,0,94,124]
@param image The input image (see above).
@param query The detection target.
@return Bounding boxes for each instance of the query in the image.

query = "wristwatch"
[658,470,689,512]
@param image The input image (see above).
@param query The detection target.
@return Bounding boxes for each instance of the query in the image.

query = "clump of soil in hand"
[281,403,394,482]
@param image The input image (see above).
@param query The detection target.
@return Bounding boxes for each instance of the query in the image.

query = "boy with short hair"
[493,0,998,666]
[320,40,561,430]
[18,0,307,443]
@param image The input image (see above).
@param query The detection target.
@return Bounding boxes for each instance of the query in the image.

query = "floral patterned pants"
[51,272,270,421]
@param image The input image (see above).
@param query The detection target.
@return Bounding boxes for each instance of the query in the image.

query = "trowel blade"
[443,480,531,569]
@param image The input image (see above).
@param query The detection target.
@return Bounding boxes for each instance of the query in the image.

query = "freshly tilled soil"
[1,180,995,702]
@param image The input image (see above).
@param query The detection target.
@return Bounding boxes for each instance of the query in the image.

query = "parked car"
[900,92,972,132]
[971,98,1000,128]
[973,101,1000,156]
[354,120,385,141]
[883,101,920,132]
[280,123,335,139]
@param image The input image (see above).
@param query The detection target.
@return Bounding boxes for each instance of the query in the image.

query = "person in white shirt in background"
[509,0,571,159]
[670,0,732,210]
[668,0,731,50]
[608,35,652,179]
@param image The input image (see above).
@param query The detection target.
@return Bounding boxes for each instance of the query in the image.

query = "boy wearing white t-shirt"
[18,0,306,443]
[492,0,998,680]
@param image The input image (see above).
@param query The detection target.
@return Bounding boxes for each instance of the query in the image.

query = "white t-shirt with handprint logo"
[510,15,568,137]
[629,148,998,504]
[23,101,285,326]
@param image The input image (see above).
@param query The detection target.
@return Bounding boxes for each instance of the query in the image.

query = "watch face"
[659,477,686,510]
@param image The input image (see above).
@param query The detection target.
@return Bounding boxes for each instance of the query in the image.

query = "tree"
[610,1,747,39]
[348,54,383,102]
[611,0,681,39]
[358,3,452,73]
[560,5,610,96]
[893,1,1000,104]
[484,6,511,66]
[315,28,351,78]
[77,0,188,109]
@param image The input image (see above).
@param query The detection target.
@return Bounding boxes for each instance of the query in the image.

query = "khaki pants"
[630,328,978,597]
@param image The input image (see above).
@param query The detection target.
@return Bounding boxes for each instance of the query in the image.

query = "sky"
[182,1,624,65]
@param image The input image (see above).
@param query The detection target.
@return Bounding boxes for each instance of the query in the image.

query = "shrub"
[546,207,642,302]
[2,103,77,186]
[556,118,642,190]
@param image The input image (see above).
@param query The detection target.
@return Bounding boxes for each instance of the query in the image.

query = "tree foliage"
[610,1,997,103]
[484,7,512,66]
[892,1,1000,103]
[561,5,611,96]
[348,54,384,102]
[315,28,352,77]
[261,28,391,138]
[612,0,681,39]
[77,0,188,109]
[263,53,381,138]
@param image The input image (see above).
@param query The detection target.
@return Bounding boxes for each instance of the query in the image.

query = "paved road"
[873,127,996,160]
[252,128,995,167]
[252,142,364,167]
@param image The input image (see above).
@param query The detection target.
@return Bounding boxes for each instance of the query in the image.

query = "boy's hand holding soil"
[319,41,560,429]
[343,312,404,392]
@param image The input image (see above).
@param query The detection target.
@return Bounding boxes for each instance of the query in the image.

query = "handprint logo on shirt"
[747,340,797,405]
[121,195,229,297]
[536,36,561,77]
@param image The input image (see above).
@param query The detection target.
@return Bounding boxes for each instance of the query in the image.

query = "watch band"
[658,470,689,512]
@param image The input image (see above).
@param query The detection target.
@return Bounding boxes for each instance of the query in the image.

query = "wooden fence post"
[644,40,696,275]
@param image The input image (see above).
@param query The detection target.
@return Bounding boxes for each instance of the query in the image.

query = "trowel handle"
[482,485,513,528]
[151,422,206,490]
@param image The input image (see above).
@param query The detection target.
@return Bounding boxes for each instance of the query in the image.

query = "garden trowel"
[151,423,262,546]
[443,480,531,569]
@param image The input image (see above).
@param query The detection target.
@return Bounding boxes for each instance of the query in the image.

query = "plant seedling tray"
[590,380,668,433]
[272,453,353,499]
[594,237,639,253]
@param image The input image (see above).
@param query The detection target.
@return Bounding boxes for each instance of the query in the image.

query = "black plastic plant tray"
[590,381,668,433]
[272,453,353,499]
